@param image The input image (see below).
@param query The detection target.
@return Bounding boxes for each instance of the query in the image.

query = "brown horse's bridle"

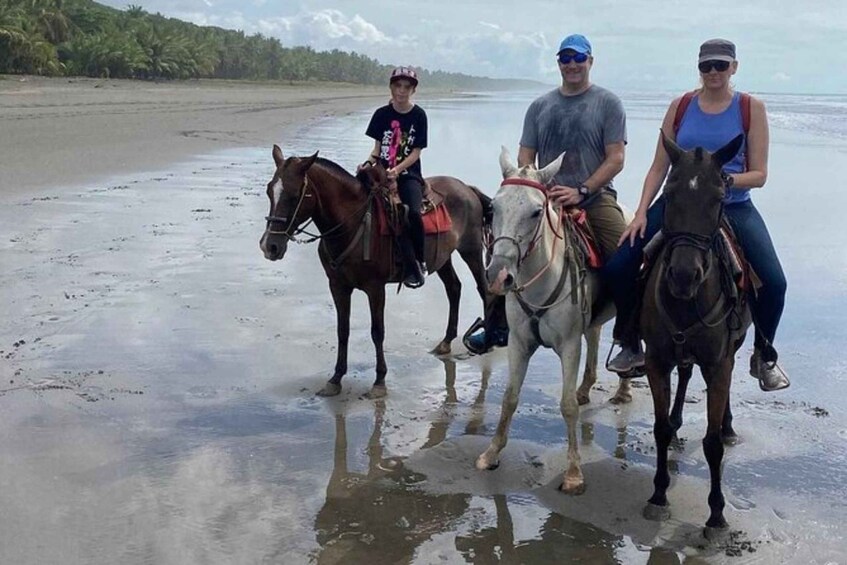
[265,174,314,239]
[656,205,739,363]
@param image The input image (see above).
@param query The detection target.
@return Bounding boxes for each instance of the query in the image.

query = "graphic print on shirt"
[380,120,417,169]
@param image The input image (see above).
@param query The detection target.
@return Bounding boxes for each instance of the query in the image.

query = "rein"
[265,170,378,269]
[655,221,739,365]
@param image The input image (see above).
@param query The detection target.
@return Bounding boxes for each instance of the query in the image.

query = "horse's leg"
[643,356,675,521]
[577,325,599,405]
[364,284,388,399]
[458,244,488,303]
[670,364,693,442]
[431,258,461,356]
[576,325,598,405]
[559,334,586,494]
[701,360,732,537]
[317,282,352,397]
[722,395,738,446]
[476,338,535,470]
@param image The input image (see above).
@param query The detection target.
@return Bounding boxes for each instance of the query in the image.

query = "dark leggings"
[603,196,787,361]
[398,175,425,262]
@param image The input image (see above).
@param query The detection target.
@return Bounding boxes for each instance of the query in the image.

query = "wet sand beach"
[1,82,846,564]
[0,75,385,198]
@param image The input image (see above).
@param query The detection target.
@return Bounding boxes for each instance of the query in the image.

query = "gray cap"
[698,38,736,63]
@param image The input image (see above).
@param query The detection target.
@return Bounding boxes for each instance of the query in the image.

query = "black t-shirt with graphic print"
[365,103,428,180]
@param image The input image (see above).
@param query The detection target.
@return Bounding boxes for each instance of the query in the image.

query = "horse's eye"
[531,208,542,218]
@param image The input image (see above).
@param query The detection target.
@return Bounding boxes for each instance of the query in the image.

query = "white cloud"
[479,21,500,30]
[772,72,791,82]
[265,9,389,47]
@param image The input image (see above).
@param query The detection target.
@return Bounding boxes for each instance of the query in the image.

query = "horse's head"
[259,145,319,261]
[355,159,390,192]
[485,146,565,294]
[660,131,743,299]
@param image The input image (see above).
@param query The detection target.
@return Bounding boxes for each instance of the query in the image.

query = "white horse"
[475,147,630,494]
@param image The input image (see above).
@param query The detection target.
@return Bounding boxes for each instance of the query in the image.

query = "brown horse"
[640,132,751,537]
[259,146,492,397]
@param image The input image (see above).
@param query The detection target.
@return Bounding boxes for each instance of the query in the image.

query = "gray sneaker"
[749,350,790,391]
[607,344,645,375]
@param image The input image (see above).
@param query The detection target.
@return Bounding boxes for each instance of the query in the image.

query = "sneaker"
[403,261,426,289]
[606,343,645,375]
[464,328,509,355]
[749,350,790,391]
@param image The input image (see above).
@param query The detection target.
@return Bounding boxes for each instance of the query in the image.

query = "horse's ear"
[272,145,284,167]
[537,152,565,186]
[300,151,319,171]
[499,146,519,179]
[661,129,682,164]
[712,134,744,169]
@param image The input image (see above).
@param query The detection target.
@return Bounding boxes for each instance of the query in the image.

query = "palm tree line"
[0,0,528,89]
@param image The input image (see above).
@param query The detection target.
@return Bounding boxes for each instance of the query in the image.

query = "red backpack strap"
[739,92,751,134]
[672,91,697,136]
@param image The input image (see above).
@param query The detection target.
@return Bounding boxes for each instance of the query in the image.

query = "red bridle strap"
[500,178,548,193]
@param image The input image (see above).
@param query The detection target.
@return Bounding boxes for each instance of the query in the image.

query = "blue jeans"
[602,197,786,361]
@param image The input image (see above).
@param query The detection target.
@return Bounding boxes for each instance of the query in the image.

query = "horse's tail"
[467,184,493,259]
[467,185,493,228]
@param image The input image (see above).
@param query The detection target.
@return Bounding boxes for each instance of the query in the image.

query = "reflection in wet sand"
[313,363,475,564]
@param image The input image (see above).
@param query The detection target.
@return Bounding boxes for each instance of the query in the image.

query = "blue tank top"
[676,92,749,204]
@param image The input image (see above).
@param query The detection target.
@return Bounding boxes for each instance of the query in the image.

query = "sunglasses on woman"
[558,52,589,65]
[698,60,731,73]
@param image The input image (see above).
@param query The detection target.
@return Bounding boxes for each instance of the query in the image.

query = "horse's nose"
[502,273,514,289]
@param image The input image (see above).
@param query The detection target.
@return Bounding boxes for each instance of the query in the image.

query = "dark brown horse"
[640,132,751,537]
[259,146,491,397]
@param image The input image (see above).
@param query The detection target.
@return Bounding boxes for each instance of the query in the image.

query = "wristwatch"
[578,185,591,200]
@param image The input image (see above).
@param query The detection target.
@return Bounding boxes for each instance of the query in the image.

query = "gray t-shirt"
[520,85,626,194]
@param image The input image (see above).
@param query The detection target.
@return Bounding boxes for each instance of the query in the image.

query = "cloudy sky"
[99,0,845,94]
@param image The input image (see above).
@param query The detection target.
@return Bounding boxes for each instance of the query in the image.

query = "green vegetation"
[0,0,531,89]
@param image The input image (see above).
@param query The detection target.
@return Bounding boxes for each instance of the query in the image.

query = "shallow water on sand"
[1,92,846,564]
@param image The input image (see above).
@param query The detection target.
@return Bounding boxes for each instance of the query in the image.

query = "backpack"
[672,90,751,168]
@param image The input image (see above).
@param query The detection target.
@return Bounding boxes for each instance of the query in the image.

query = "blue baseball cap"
[557,34,592,55]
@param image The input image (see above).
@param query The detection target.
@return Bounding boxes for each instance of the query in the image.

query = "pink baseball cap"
[390,66,419,86]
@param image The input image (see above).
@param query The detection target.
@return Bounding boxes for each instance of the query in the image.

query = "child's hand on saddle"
[549,185,582,208]
[386,167,399,180]
[619,213,648,247]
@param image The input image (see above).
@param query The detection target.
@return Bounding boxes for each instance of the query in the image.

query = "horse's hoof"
[559,480,586,496]
[609,391,633,405]
[643,503,671,521]
[316,382,342,397]
[430,341,451,356]
[722,433,740,446]
[365,385,387,399]
[577,393,590,406]
[475,453,500,471]
[703,524,729,541]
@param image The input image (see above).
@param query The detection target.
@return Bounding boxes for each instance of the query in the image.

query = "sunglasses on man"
[698,60,731,73]
[558,52,589,65]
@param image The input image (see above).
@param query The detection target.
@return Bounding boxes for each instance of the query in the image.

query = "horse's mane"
[309,156,367,194]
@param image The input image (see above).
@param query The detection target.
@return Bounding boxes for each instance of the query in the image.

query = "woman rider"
[605,38,790,391]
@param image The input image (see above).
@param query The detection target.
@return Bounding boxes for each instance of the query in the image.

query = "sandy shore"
[1,80,845,563]
[0,75,387,199]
